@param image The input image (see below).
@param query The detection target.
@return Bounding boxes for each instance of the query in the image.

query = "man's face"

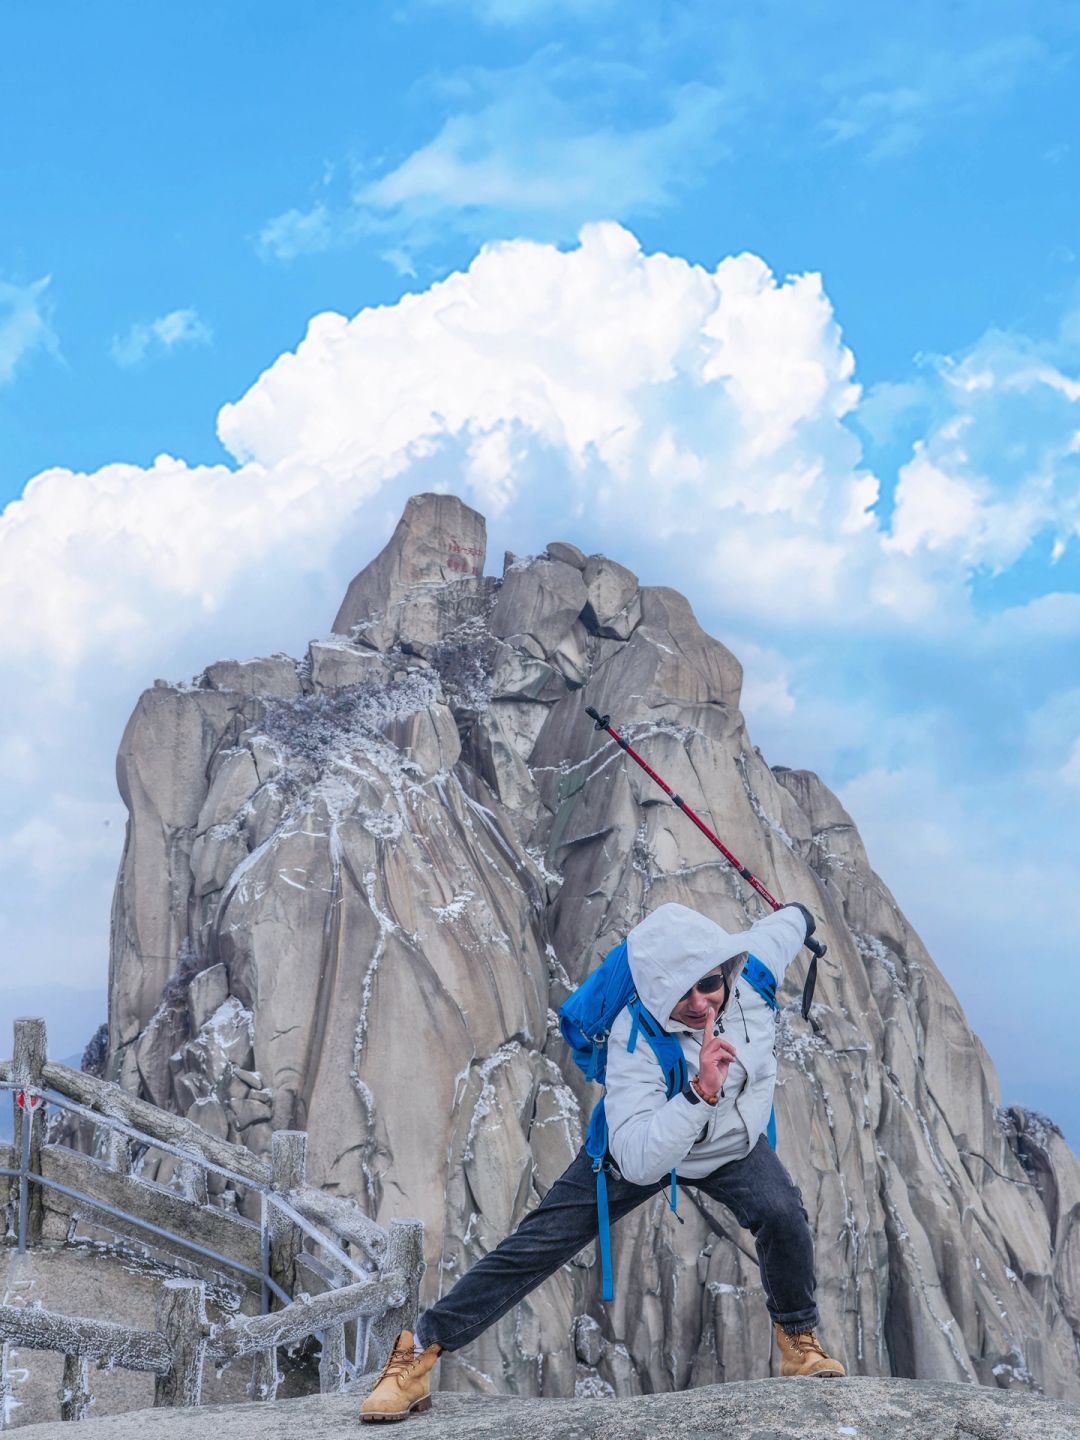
[669,964,728,1029]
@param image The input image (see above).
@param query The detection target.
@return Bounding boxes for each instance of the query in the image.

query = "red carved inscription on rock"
[446,538,483,575]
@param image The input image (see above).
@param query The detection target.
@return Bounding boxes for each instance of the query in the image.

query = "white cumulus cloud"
[8,222,1077,694]
[224,223,867,605]
[2,223,1079,1019]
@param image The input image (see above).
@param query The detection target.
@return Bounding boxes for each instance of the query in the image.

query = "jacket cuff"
[669,1089,710,1130]
[785,902,815,939]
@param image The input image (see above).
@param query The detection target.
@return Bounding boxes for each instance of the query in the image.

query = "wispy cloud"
[257,206,337,265]
[822,35,1048,160]
[418,0,613,25]
[110,308,212,368]
[258,56,730,265]
[0,276,59,384]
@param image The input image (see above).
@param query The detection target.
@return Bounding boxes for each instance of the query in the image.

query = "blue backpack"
[559,940,779,1301]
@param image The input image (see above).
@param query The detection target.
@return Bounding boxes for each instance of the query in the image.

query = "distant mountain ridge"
[103,492,1080,1400]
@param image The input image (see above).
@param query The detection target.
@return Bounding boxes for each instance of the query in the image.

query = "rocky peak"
[332,492,487,638]
[105,493,1080,1404]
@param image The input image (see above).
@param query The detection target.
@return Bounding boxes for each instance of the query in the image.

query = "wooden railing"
[0,1242,418,1413]
[0,1018,423,1419]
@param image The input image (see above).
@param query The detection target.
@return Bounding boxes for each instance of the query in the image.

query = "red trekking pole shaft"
[585,706,827,973]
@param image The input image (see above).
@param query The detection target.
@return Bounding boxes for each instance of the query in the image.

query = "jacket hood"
[626,902,749,1032]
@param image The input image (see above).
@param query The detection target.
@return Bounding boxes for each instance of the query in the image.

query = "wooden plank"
[0,1304,171,1374]
[39,1145,263,1276]
[287,1184,388,1262]
[41,1062,271,1187]
[209,1273,406,1361]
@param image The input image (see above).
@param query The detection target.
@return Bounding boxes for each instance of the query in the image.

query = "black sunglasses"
[678,971,729,1005]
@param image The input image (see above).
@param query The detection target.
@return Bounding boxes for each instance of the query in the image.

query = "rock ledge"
[16,1378,1080,1440]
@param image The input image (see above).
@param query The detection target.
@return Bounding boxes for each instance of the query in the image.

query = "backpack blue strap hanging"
[743,952,780,1149]
[592,1152,613,1299]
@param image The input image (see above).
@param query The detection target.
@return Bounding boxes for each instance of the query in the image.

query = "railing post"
[104,1128,133,1177]
[0,1341,13,1432]
[13,1018,47,1249]
[269,1130,307,1303]
[58,1353,92,1421]
[260,1194,270,1316]
[248,1348,280,1402]
[99,1094,133,1176]
[366,1219,424,1376]
[355,1316,371,1376]
[319,1324,347,1393]
[154,1279,208,1408]
[175,1156,208,1205]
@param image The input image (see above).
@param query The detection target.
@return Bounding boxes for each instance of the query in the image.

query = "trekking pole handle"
[805,936,827,960]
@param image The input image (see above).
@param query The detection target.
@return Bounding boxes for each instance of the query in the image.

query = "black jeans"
[416,1135,818,1351]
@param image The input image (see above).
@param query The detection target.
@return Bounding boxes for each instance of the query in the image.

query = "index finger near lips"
[704,1034,737,1060]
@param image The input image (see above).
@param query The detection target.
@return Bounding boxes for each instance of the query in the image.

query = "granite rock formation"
[15,1378,1080,1440]
[106,492,1080,1401]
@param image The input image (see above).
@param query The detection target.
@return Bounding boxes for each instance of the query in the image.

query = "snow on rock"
[105,491,1080,1402]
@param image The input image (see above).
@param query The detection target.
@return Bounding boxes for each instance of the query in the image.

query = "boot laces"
[790,1330,828,1360]
[382,1341,420,1383]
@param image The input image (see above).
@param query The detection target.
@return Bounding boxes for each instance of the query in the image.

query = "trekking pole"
[584,706,825,1018]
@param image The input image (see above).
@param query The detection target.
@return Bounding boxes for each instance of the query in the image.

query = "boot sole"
[361,1396,432,1423]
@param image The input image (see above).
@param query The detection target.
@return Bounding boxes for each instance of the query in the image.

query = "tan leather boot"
[360,1330,441,1423]
[774,1323,846,1378]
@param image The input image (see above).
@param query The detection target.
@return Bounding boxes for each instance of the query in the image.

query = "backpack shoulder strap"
[742,952,780,1150]
[742,952,779,1011]
[626,997,687,1097]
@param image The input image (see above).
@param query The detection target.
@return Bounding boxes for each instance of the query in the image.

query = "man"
[361,901,844,1422]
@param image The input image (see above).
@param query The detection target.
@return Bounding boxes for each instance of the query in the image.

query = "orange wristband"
[691,1076,719,1106]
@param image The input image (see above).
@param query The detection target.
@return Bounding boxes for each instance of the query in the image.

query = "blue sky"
[2,2,1079,1142]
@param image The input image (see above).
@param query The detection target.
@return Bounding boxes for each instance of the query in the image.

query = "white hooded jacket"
[604,902,810,1186]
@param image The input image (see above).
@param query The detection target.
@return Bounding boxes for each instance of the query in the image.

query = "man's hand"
[786,902,816,939]
[697,1003,737,1095]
